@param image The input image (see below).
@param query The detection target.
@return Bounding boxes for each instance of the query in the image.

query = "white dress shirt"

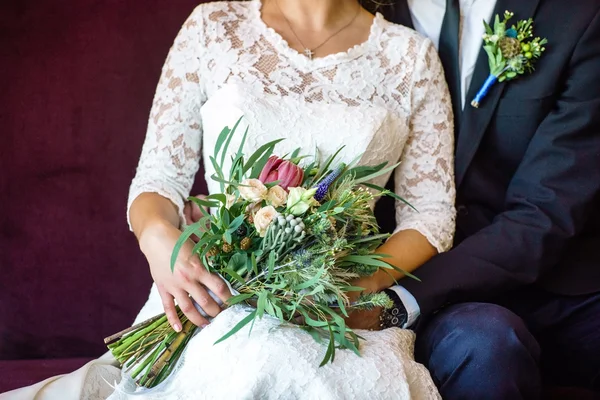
[393,0,497,327]
[408,0,496,108]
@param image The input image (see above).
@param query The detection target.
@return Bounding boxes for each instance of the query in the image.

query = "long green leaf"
[209,156,227,192]
[214,310,257,345]
[293,265,325,290]
[170,221,203,271]
[256,290,268,318]
[246,139,285,178]
[188,196,219,210]
[265,251,276,281]
[341,255,393,269]
[361,182,417,211]
[226,293,255,306]
[213,126,231,160]
[220,117,243,168]
[313,146,345,185]
[319,324,336,367]
[352,162,400,185]
[226,214,245,233]
[222,268,246,286]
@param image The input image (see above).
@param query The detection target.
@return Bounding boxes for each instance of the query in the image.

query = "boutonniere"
[471,11,548,108]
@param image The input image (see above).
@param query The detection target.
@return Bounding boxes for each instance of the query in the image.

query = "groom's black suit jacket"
[375,0,600,318]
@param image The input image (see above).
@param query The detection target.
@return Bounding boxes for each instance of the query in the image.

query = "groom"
[371,0,600,398]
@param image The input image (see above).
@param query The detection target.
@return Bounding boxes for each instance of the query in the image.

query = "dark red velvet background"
[0,0,208,361]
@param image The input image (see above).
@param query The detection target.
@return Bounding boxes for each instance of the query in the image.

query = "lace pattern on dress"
[128,0,455,251]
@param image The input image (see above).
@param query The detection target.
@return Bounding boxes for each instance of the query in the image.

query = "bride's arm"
[128,8,206,233]
[128,7,231,331]
[362,38,456,293]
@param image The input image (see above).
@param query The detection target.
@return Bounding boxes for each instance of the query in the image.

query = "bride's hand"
[183,194,209,242]
[139,219,231,332]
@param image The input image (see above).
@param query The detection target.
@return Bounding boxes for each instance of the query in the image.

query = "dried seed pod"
[222,243,233,253]
[240,237,251,250]
[207,247,219,257]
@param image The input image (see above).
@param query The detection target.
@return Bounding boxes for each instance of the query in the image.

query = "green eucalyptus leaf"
[170,221,203,272]
[352,162,400,185]
[214,310,256,345]
[220,117,243,168]
[222,268,246,285]
[319,324,336,367]
[214,126,231,160]
[244,139,285,177]
[227,214,245,233]
[362,183,416,211]
[257,290,268,318]
[226,293,255,306]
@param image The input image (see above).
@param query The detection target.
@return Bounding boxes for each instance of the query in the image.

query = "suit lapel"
[455,0,541,187]
[382,0,415,30]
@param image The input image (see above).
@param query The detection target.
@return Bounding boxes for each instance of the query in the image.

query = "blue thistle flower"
[314,164,345,202]
[291,249,312,269]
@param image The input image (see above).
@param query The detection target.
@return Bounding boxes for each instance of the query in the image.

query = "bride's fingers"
[198,269,232,303]
[187,282,222,318]
[158,287,183,332]
[174,291,210,328]
[190,195,207,223]
[188,256,231,303]
[183,202,195,226]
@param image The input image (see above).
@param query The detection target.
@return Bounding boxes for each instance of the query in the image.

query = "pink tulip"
[258,156,304,190]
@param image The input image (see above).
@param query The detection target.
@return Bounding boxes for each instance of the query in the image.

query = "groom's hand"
[344,276,384,331]
[345,307,383,331]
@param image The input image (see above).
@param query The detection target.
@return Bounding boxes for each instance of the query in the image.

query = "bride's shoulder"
[376,14,434,59]
[187,1,254,26]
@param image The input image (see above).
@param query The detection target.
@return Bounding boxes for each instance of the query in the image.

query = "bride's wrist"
[138,217,177,251]
[371,270,396,293]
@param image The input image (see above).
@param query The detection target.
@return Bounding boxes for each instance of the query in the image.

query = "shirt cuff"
[388,285,420,328]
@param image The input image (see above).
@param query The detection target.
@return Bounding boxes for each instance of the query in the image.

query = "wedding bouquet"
[105,119,414,388]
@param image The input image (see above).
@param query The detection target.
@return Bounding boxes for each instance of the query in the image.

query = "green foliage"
[481,11,547,81]
[111,117,422,387]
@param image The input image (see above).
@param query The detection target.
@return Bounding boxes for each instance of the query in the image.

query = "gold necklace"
[274,0,361,60]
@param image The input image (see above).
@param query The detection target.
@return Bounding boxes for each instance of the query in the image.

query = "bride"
[2,0,455,398]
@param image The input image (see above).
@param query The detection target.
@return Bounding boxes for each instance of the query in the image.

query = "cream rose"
[267,185,288,207]
[238,179,268,202]
[254,206,278,237]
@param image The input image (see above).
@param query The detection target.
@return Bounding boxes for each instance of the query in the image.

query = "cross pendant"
[304,48,314,60]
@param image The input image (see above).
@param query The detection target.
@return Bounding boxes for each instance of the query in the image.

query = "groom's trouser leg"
[499,288,600,391]
[414,302,541,400]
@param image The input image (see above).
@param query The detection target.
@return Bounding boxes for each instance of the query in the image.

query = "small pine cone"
[222,243,233,253]
[247,213,254,225]
[499,37,521,59]
[240,237,251,250]
[207,247,219,257]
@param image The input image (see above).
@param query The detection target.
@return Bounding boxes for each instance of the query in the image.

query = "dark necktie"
[438,0,462,134]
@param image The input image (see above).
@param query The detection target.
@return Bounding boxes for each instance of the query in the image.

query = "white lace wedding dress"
[2,1,455,399]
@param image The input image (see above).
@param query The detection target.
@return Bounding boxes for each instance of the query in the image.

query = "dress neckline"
[251,0,384,69]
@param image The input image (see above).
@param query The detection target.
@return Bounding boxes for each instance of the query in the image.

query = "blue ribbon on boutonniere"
[471,11,548,108]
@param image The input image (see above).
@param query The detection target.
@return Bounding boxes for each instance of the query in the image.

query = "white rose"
[254,206,278,237]
[267,185,288,207]
[238,179,268,202]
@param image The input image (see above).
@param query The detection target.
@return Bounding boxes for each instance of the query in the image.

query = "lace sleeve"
[393,39,456,252]
[127,8,205,229]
